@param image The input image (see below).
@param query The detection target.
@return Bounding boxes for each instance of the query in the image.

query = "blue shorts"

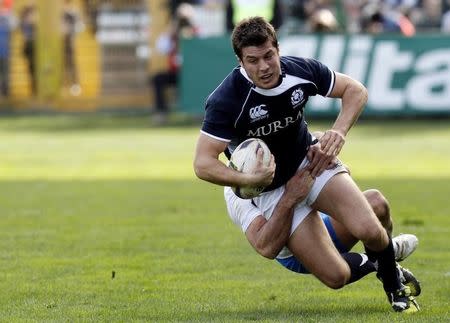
[276,213,349,274]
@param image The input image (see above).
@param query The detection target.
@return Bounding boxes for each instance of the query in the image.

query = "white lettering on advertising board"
[280,35,450,113]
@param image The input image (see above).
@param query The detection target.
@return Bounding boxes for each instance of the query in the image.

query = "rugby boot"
[386,285,420,313]
[392,234,418,262]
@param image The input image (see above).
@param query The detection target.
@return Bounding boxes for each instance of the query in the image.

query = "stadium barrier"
[180,34,450,117]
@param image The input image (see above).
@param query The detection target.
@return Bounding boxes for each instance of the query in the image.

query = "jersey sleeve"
[304,58,335,97]
[285,56,335,97]
[201,96,234,142]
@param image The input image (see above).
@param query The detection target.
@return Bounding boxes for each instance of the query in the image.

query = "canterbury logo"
[249,105,268,120]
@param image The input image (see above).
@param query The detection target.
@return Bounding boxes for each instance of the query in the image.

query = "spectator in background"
[412,0,443,30]
[361,3,415,36]
[0,0,15,97]
[307,8,339,32]
[442,0,450,32]
[226,0,284,32]
[341,0,365,33]
[62,0,84,96]
[83,0,99,34]
[362,10,390,34]
[150,3,198,126]
[20,4,36,96]
[282,0,341,33]
[168,0,204,18]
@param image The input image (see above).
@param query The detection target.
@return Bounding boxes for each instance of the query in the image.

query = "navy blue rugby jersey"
[201,56,336,191]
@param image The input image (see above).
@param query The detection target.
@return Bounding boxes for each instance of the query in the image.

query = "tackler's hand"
[283,168,315,204]
[307,129,345,177]
[319,129,346,158]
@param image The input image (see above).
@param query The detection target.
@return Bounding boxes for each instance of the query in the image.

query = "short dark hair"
[231,16,279,60]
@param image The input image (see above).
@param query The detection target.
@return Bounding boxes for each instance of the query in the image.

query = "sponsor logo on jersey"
[291,88,305,108]
[247,109,303,137]
[249,104,269,122]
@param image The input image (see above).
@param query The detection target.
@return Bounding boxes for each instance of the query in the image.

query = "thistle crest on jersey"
[291,88,304,108]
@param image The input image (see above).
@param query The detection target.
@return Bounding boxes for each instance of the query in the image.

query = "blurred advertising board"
[181,34,450,117]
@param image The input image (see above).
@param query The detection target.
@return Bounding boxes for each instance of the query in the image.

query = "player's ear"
[236,55,242,66]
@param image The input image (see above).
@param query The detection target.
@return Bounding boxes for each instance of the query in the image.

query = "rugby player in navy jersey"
[193,16,420,312]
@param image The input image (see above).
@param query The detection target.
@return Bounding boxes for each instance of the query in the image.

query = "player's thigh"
[287,211,350,288]
[312,172,383,238]
[327,217,358,250]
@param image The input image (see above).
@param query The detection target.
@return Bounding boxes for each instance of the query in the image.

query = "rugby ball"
[228,138,271,199]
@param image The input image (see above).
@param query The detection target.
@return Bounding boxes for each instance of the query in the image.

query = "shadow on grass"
[0,112,202,132]
[0,177,447,238]
[0,112,449,135]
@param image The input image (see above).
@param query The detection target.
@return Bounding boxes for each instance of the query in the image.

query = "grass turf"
[0,115,448,322]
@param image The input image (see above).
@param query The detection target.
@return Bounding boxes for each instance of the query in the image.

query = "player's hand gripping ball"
[228,138,271,199]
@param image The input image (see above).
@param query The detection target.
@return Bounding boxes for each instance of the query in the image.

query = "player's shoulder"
[281,56,329,74]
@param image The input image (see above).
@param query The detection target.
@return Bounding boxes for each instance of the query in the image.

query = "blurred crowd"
[281,0,450,35]
[0,0,83,99]
[166,0,450,35]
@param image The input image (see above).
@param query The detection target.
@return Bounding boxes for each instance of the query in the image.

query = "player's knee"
[321,267,348,290]
[365,189,390,222]
[323,276,347,290]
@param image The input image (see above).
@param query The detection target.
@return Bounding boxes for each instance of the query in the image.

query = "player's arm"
[245,168,314,259]
[308,73,367,177]
[193,133,275,187]
[329,72,368,138]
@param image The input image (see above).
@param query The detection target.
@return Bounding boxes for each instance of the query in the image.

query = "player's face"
[239,40,281,89]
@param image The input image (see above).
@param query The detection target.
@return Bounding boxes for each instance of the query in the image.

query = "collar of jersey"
[239,66,312,96]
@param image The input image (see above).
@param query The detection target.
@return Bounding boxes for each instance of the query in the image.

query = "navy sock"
[364,246,377,263]
[341,252,376,285]
[366,239,401,292]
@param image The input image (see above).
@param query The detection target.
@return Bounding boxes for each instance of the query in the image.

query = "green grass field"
[0,115,449,322]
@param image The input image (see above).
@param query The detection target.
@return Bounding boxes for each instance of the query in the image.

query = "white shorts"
[224,157,348,258]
